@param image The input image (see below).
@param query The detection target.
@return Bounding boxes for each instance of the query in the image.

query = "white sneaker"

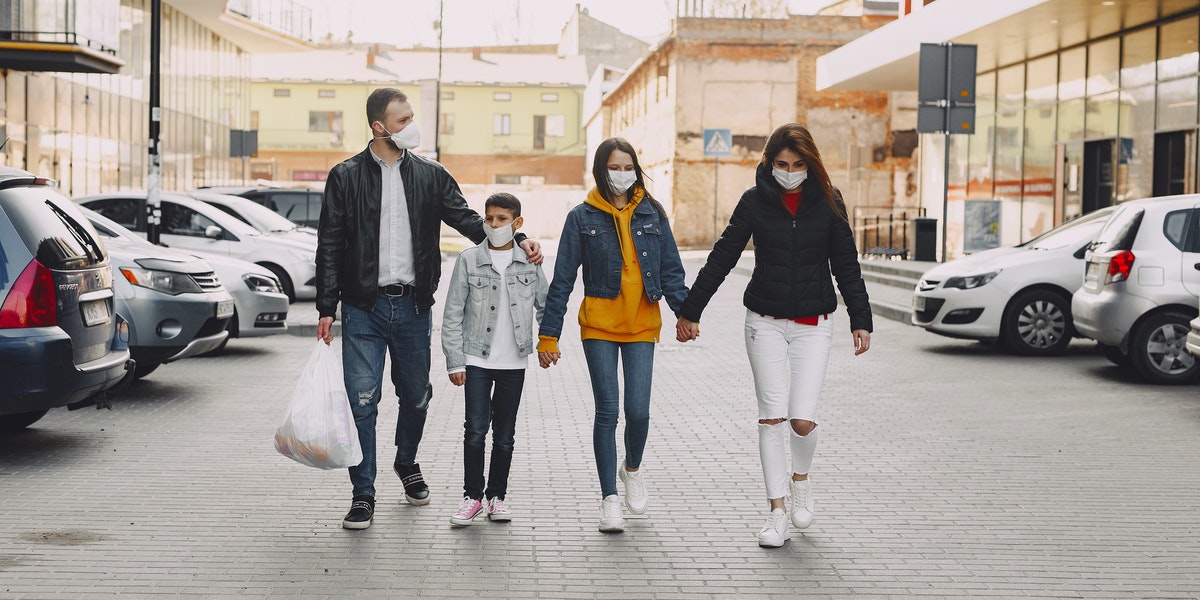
[598,495,625,532]
[757,508,789,548]
[789,478,814,529]
[619,465,648,515]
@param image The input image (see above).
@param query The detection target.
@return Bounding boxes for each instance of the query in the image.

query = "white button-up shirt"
[371,147,415,286]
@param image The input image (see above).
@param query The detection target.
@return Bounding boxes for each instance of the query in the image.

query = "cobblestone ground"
[1,260,1199,599]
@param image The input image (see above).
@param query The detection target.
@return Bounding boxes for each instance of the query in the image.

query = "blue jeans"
[581,339,654,498]
[463,366,525,501]
[341,294,433,498]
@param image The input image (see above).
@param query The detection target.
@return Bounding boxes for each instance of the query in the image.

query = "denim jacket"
[441,242,548,371]
[540,196,688,340]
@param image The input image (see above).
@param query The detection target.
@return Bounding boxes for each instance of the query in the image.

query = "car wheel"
[1001,289,1073,356]
[0,409,50,433]
[1128,311,1199,385]
[1097,343,1130,367]
[261,263,296,303]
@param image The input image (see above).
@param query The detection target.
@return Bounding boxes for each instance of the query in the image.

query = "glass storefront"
[0,0,251,196]
[944,12,1200,251]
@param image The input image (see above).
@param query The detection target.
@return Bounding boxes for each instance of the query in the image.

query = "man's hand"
[317,316,334,345]
[852,329,871,355]
[449,372,465,386]
[676,317,699,342]
[519,238,544,265]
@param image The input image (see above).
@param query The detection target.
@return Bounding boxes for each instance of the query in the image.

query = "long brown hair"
[592,137,666,217]
[760,123,845,221]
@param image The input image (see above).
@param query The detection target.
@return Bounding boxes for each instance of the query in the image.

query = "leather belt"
[381,283,415,297]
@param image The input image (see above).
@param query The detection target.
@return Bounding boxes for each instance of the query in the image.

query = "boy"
[441,193,548,526]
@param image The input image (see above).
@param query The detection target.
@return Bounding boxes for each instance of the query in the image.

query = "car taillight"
[0,260,58,328]
[1106,250,1135,285]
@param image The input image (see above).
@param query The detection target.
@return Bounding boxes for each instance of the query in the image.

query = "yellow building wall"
[438,85,585,157]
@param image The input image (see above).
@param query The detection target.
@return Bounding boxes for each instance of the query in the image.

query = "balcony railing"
[226,0,313,43]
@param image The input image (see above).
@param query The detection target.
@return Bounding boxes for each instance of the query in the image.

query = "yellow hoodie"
[538,187,661,353]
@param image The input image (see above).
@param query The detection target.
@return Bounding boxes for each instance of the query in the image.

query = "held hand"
[852,329,871,355]
[519,239,544,265]
[317,316,334,345]
[676,317,699,342]
[448,372,466,386]
[538,350,560,368]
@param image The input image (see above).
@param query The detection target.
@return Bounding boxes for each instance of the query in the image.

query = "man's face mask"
[376,122,421,150]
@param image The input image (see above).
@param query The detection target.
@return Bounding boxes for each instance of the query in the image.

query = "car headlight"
[943,270,1001,290]
[243,273,282,293]
[120,267,204,295]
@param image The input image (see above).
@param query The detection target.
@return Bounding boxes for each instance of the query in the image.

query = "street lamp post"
[434,0,444,161]
[147,0,162,245]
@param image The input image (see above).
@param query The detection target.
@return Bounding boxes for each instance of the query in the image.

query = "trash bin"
[913,217,937,262]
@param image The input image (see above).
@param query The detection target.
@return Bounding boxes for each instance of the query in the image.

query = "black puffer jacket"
[316,146,485,317]
[680,163,873,332]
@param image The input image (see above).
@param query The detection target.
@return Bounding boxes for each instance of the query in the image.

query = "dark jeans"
[581,339,654,498]
[341,294,433,498]
[463,366,526,501]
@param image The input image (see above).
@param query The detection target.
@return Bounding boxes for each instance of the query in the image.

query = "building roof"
[251,47,587,86]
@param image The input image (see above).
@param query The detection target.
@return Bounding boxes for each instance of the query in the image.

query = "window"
[273,88,290,97]
[546,115,565,137]
[309,111,344,133]
[495,175,522,184]
[1163,209,1190,249]
[87,198,141,230]
[318,89,336,98]
[541,93,558,102]
[439,113,455,135]
[161,203,219,237]
[493,92,511,101]
[441,91,455,100]
[493,114,511,135]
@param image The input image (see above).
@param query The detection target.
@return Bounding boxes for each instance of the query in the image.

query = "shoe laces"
[351,499,372,512]
[624,469,646,497]
[760,510,786,535]
[792,479,812,507]
[602,497,622,519]
[489,498,509,513]
[456,497,480,515]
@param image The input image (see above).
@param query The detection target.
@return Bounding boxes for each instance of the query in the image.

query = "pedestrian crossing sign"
[703,129,732,157]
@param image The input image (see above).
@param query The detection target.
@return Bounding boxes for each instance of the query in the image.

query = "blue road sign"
[703,129,732,157]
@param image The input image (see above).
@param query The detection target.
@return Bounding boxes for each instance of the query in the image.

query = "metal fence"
[853,206,926,260]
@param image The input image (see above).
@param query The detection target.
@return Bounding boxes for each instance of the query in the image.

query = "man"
[316,88,542,530]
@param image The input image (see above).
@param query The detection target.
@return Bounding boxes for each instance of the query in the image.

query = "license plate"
[913,295,926,312]
[82,299,111,327]
[216,299,235,319]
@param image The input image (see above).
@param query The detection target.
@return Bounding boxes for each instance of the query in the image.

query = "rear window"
[1162,209,1194,251]
[1090,206,1143,254]
[0,186,107,270]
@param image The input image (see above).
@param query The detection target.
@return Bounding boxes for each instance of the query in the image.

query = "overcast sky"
[305,0,841,48]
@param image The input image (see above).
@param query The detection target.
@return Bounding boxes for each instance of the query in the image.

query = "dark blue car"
[0,167,134,432]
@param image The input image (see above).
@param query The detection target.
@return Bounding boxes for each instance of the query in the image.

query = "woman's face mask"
[772,167,808,191]
[608,170,637,195]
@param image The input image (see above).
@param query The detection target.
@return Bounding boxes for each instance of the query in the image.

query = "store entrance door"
[1083,139,1115,215]
[1153,130,1196,197]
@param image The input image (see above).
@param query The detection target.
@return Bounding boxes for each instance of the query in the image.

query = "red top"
[783,189,802,216]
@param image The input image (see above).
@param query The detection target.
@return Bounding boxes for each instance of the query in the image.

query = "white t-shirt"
[465,248,526,370]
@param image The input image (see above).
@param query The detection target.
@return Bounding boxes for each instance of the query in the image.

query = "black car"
[196,186,322,229]
[0,167,134,431]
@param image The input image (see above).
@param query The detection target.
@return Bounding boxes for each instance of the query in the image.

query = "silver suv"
[1071,195,1200,384]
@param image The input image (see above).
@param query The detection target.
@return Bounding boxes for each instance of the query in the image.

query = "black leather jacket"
[680,163,873,332]
[316,146,486,317]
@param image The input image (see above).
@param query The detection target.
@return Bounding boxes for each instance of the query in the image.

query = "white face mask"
[485,223,514,247]
[377,122,421,150]
[608,170,637,195]
[772,167,808,190]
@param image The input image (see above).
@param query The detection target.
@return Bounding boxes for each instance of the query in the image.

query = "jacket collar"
[471,241,530,268]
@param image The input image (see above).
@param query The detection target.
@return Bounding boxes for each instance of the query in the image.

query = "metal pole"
[941,43,952,262]
[147,0,162,245]
[434,0,444,161]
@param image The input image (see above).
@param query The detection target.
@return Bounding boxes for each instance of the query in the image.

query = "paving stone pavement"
[2,255,1199,599]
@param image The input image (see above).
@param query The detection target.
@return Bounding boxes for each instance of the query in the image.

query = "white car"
[911,207,1115,355]
[75,192,317,302]
[82,207,290,350]
[188,190,318,242]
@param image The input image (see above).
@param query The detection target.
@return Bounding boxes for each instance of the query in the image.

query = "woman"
[538,137,690,533]
[677,123,872,548]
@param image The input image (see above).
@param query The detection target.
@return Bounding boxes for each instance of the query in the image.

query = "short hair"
[484,192,521,218]
[366,88,408,125]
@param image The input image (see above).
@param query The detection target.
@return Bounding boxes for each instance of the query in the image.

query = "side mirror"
[204,225,224,239]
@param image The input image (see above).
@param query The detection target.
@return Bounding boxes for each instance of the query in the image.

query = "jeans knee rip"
[356,387,376,407]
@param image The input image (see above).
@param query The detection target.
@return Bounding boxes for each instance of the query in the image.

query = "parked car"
[187,190,317,240]
[1189,301,1200,359]
[0,167,134,431]
[911,207,1115,355]
[197,185,323,229]
[82,208,289,353]
[75,192,317,302]
[1072,194,1200,384]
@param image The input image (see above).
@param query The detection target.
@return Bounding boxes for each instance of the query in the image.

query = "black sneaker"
[394,462,431,505]
[342,495,375,530]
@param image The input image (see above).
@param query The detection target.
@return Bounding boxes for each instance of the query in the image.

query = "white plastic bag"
[274,340,363,469]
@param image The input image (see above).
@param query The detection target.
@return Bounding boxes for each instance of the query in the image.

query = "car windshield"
[1019,208,1114,251]
[207,196,299,233]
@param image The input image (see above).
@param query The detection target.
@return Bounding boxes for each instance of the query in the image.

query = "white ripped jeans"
[744,309,833,499]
